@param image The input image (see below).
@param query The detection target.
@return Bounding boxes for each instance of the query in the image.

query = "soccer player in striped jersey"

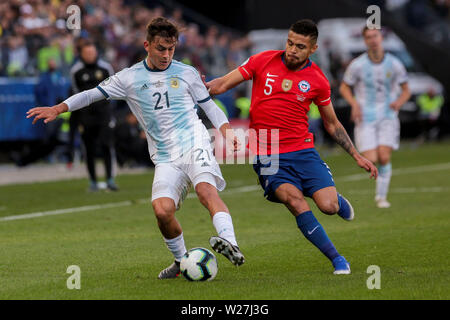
[206,20,378,275]
[26,17,245,279]
[340,27,411,208]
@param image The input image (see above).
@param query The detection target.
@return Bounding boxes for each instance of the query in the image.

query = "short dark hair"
[146,17,179,43]
[76,38,95,54]
[362,26,382,36]
[290,19,318,43]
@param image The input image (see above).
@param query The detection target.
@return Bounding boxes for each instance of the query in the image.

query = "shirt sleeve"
[238,55,257,80]
[313,79,332,107]
[197,98,229,129]
[96,69,127,100]
[64,88,105,112]
[342,60,359,86]
[393,58,408,85]
[186,67,212,104]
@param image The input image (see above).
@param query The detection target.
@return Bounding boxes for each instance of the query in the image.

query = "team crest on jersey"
[386,71,392,78]
[282,79,293,92]
[170,78,179,88]
[298,80,311,92]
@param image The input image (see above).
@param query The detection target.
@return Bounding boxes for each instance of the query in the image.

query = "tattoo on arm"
[332,126,356,156]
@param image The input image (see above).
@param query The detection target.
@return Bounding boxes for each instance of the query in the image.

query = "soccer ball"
[180,247,218,281]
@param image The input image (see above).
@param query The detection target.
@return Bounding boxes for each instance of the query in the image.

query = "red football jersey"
[238,50,331,155]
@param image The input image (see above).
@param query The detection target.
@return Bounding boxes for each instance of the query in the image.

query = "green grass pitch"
[0,141,449,300]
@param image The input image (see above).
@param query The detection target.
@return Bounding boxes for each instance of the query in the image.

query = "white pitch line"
[1,162,449,222]
[0,201,132,222]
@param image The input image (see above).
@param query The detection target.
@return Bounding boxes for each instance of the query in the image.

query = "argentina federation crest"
[282,79,293,92]
[298,80,311,93]
[170,77,179,89]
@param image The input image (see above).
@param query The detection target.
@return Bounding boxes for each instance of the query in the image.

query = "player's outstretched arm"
[27,103,68,124]
[319,102,378,179]
[205,69,246,96]
[26,88,105,125]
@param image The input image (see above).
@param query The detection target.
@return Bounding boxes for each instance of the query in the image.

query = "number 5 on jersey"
[264,73,277,95]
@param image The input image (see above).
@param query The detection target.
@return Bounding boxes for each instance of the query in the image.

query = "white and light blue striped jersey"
[97,59,212,163]
[343,52,408,123]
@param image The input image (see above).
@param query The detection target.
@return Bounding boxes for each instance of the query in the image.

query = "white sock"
[163,233,187,262]
[212,211,238,246]
[376,163,392,200]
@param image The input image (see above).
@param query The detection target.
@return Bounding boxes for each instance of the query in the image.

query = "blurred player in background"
[206,19,378,275]
[70,39,118,192]
[340,27,411,208]
[26,17,245,278]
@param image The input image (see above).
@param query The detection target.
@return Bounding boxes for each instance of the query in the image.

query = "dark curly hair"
[146,17,179,43]
[289,19,318,43]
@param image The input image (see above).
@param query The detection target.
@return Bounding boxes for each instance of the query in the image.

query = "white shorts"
[354,118,400,153]
[151,142,226,209]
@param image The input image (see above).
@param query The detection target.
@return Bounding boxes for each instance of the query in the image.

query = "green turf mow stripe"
[1,161,449,223]
[338,162,450,182]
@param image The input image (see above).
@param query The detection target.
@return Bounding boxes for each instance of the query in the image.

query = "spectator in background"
[227,37,249,71]
[168,7,185,27]
[416,88,444,141]
[200,26,230,78]
[70,39,118,192]
[6,35,29,76]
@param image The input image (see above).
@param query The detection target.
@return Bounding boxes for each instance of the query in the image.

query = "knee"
[318,199,340,215]
[152,199,175,223]
[378,156,391,166]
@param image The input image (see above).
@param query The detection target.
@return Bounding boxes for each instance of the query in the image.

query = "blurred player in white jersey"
[26,17,245,278]
[340,27,411,208]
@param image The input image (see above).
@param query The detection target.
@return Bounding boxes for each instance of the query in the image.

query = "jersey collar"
[143,58,172,72]
[281,51,312,71]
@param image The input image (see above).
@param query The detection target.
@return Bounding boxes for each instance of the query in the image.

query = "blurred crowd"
[0,0,250,79]
[373,0,450,46]
[0,0,251,168]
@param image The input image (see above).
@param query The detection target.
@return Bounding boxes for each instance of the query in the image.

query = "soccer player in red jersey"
[206,20,378,274]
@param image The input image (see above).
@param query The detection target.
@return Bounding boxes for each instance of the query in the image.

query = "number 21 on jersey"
[153,91,170,110]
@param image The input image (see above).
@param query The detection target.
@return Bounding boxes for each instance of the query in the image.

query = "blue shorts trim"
[253,148,335,203]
